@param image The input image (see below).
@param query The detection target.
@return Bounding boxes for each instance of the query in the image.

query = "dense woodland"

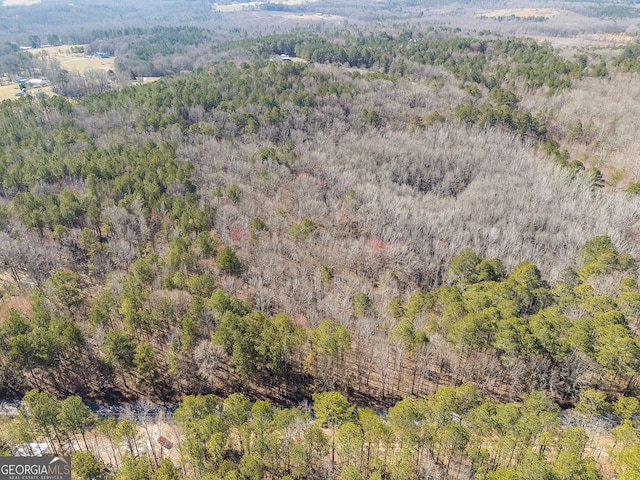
[2,386,630,480]
[4,0,640,478]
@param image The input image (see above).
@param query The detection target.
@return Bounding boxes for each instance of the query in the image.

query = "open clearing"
[213,0,318,12]
[0,45,115,102]
[2,0,40,5]
[480,8,575,19]
[227,9,342,25]
[0,83,23,101]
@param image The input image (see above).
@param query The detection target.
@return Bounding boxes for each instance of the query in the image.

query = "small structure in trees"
[157,436,173,449]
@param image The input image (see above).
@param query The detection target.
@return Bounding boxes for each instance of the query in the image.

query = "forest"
[3,0,640,479]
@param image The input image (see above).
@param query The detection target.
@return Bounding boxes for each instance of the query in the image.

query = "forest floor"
[0,296,30,320]
[528,34,633,48]
[87,420,181,473]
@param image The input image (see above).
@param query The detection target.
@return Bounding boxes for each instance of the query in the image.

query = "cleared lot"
[0,45,115,101]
